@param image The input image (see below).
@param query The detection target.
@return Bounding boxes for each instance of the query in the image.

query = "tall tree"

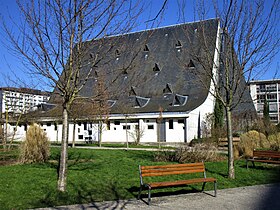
[3,0,145,192]
[180,0,279,178]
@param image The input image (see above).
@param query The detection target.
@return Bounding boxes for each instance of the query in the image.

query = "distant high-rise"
[0,87,50,114]
[249,79,280,124]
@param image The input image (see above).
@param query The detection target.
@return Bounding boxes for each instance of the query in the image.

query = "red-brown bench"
[246,150,280,169]
[138,162,217,204]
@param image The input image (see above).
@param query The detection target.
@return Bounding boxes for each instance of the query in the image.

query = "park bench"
[138,162,217,204]
[246,150,280,169]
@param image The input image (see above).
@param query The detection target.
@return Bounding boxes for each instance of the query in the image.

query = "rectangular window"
[84,122,87,130]
[123,125,131,130]
[54,123,57,131]
[78,135,83,140]
[178,119,184,124]
[148,125,154,130]
[169,120,174,129]
[114,121,120,125]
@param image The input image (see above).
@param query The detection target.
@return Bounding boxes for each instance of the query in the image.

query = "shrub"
[236,130,268,158]
[154,144,222,163]
[19,123,50,163]
[267,132,280,151]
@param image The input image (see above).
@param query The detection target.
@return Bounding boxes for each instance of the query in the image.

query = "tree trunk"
[57,107,69,192]
[226,106,235,179]
[72,121,76,148]
[98,121,102,147]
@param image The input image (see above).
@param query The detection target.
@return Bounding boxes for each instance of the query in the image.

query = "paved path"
[36,183,280,210]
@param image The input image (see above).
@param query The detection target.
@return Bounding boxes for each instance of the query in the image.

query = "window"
[187,59,195,68]
[148,125,154,129]
[114,121,120,125]
[115,49,121,57]
[54,123,57,131]
[169,120,174,129]
[143,44,149,52]
[163,83,173,94]
[153,63,160,72]
[84,122,87,130]
[47,123,51,127]
[175,40,182,48]
[178,119,184,124]
[123,125,131,130]
[129,86,137,96]
[78,135,83,140]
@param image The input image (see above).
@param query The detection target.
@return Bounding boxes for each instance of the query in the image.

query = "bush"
[19,123,50,163]
[267,132,280,151]
[154,144,222,163]
[236,130,268,158]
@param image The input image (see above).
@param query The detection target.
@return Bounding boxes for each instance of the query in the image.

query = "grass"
[0,147,279,209]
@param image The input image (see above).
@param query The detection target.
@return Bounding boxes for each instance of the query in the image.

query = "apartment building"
[0,87,50,114]
[249,79,280,123]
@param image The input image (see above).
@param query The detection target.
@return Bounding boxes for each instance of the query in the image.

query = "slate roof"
[50,19,220,115]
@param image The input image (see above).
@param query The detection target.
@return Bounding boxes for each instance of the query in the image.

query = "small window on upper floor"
[163,83,173,94]
[115,49,121,57]
[143,44,149,52]
[175,40,182,49]
[129,86,137,96]
[153,63,160,72]
[187,59,195,68]
[122,69,128,75]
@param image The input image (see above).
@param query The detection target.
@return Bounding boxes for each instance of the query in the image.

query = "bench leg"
[246,160,249,169]
[202,182,206,192]
[138,186,142,200]
[148,186,152,205]
[214,181,217,197]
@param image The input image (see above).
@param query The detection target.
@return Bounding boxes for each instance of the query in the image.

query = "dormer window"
[163,83,173,94]
[172,94,188,106]
[122,69,128,75]
[115,49,120,56]
[175,40,182,49]
[143,44,149,52]
[107,100,116,108]
[134,96,150,108]
[153,63,160,72]
[187,59,195,68]
[129,86,137,96]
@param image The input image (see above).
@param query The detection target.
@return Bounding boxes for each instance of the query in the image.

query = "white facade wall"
[187,22,221,141]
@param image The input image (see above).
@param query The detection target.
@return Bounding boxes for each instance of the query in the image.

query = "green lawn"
[0,147,279,209]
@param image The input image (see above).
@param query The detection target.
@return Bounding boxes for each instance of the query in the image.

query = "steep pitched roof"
[50,19,220,115]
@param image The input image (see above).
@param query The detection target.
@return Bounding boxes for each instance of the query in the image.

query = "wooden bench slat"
[142,169,205,177]
[141,163,204,169]
[141,166,204,174]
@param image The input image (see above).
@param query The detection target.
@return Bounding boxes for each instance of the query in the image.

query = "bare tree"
[3,0,145,191]
[181,0,279,178]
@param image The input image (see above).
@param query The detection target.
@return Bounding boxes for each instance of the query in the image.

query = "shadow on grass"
[30,181,134,209]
